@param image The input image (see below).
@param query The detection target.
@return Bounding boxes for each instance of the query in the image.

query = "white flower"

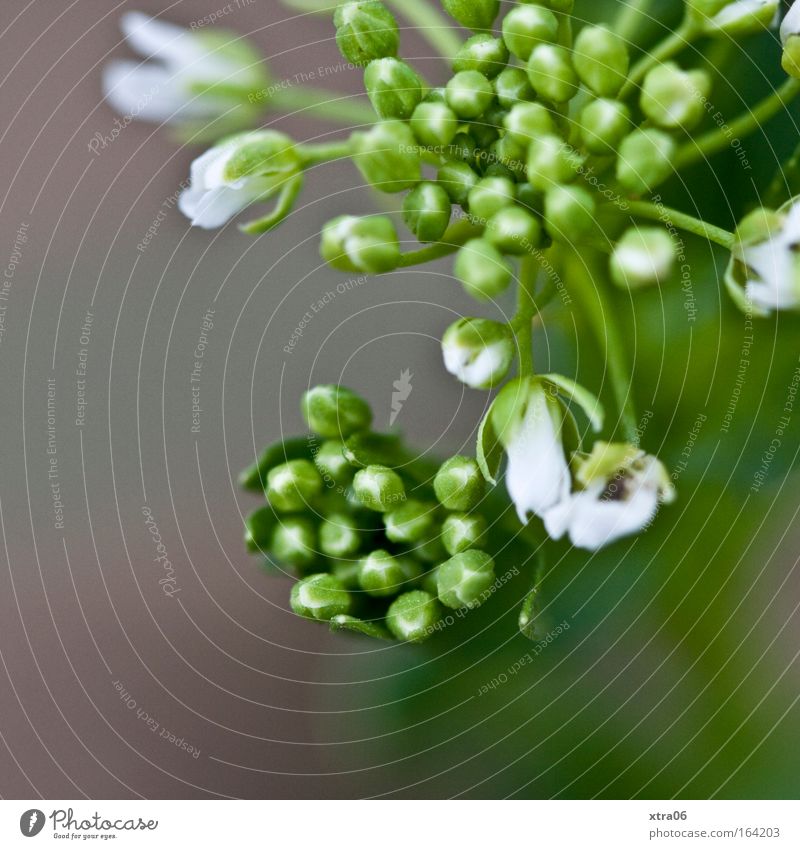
[543,442,675,550]
[781,0,800,44]
[441,318,514,390]
[502,381,572,523]
[103,12,265,128]
[178,131,301,229]
[707,0,779,33]
[726,201,800,314]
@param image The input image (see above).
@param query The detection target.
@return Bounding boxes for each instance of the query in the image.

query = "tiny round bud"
[302,385,372,438]
[692,0,779,37]
[468,118,500,150]
[364,57,425,120]
[352,120,422,193]
[494,67,535,108]
[527,134,583,191]
[544,184,596,242]
[467,176,515,221]
[441,0,500,32]
[358,549,410,596]
[245,505,276,552]
[610,227,676,289]
[640,62,711,130]
[437,549,496,609]
[446,131,479,165]
[485,206,543,255]
[579,98,631,155]
[403,182,453,243]
[410,101,459,148]
[616,128,676,195]
[453,33,509,78]
[334,1,399,66]
[527,44,579,104]
[504,102,557,145]
[502,5,559,62]
[488,136,528,178]
[446,71,495,119]
[442,513,488,556]
[442,317,514,389]
[384,499,437,544]
[290,573,352,621]
[320,513,362,558]
[572,25,630,98]
[438,161,480,207]
[454,239,513,301]
[271,516,318,570]
[314,439,355,486]
[266,459,323,512]
[320,214,401,273]
[353,464,406,511]
[386,590,442,642]
[434,455,485,510]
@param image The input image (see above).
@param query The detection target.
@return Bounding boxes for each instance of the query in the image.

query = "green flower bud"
[485,205,543,254]
[353,464,406,511]
[438,161,480,207]
[271,516,318,569]
[320,214,401,274]
[313,439,355,486]
[441,317,515,389]
[358,548,415,596]
[410,101,459,148]
[239,435,311,492]
[334,1,399,66]
[245,505,277,552]
[527,44,579,103]
[640,62,711,130]
[384,499,437,544]
[441,0,500,32]
[488,135,528,177]
[442,513,488,555]
[453,33,509,78]
[290,573,351,621]
[494,67,535,108]
[527,134,583,191]
[579,98,631,155]
[504,102,557,145]
[610,227,676,289]
[437,549,496,609]
[386,590,442,641]
[403,182,453,242]
[434,455,485,510]
[446,131,479,165]
[364,57,425,120]
[343,430,404,467]
[502,5,559,62]
[468,176,515,221]
[320,513,362,558]
[468,118,500,150]
[572,25,630,98]
[301,385,372,439]
[516,182,544,215]
[454,239,513,301]
[446,71,495,120]
[266,459,323,512]
[616,128,676,194]
[352,120,422,193]
[415,535,448,564]
[544,184,596,242]
[691,0,779,37]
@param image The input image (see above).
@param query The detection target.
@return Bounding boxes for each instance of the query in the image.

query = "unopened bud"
[616,128,676,195]
[437,549,496,609]
[410,101,459,148]
[527,134,583,191]
[386,590,442,642]
[504,102,557,145]
[610,227,676,289]
[442,317,514,389]
[320,214,401,273]
[468,176,516,221]
[437,161,480,207]
[579,98,631,155]
[494,67,535,108]
[364,57,425,120]
[353,464,406,511]
[290,573,352,621]
[334,1,399,66]
[446,70,496,119]
[572,25,630,97]
[352,120,422,193]
[527,44,579,104]
[441,0,500,32]
[320,513,363,558]
[266,459,323,512]
[442,513,488,555]
[453,33,509,78]
[640,62,711,130]
[384,499,437,544]
[403,182,453,243]
[245,505,276,552]
[313,439,355,485]
[544,184,596,242]
[302,385,373,438]
[434,455,485,510]
[502,5,559,62]
[486,205,543,254]
[271,516,318,570]
[454,239,514,301]
[358,549,417,596]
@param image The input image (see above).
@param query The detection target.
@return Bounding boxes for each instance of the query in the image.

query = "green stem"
[675,77,800,170]
[512,256,539,376]
[395,218,481,268]
[625,200,735,249]
[385,0,462,61]
[615,0,655,43]
[271,86,376,126]
[298,140,353,166]
[561,247,639,442]
[620,18,698,99]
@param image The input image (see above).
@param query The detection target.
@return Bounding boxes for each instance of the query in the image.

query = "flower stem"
[619,18,698,98]
[298,140,354,166]
[512,256,540,377]
[271,86,376,127]
[615,0,654,42]
[385,0,462,61]
[625,200,736,249]
[395,218,482,268]
[675,77,800,170]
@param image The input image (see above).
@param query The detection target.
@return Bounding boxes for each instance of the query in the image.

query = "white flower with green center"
[178,130,302,230]
[103,12,266,129]
[725,201,800,314]
[544,442,675,550]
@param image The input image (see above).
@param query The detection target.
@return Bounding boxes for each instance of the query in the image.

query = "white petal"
[188,143,236,191]
[103,60,196,123]
[542,497,575,540]
[713,0,774,28]
[443,341,505,389]
[781,0,800,42]
[121,12,201,66]
[179,177,272,228]
[566,487,659,550]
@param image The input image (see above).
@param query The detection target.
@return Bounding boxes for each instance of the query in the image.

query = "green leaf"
[542,373,604,433]
[329,615,394,640]
[476,399,503,485]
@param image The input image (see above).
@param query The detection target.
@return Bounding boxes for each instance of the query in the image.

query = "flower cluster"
[241,385,501,642]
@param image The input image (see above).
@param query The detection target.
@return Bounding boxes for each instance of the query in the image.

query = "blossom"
[103,12,265,131]
[441,318,513,389]
[543,442,675,550]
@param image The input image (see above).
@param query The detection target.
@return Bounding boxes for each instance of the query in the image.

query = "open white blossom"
[781,0,800,43]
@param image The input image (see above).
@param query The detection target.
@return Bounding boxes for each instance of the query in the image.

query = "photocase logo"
[19,809,45,837]
[389,368,413,426]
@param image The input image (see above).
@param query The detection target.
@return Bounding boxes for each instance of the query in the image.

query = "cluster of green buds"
[240,385,502,642]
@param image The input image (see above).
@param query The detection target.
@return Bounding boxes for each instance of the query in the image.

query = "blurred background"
[0,0,799,799]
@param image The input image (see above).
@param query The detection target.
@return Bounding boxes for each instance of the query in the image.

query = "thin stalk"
[615,0,655,43]
[395,218,482,268]
[512,256,539,376]
[385,0,462,61]
[298,140,353,166]
[625,200,735,249]
[271,86,375,126]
